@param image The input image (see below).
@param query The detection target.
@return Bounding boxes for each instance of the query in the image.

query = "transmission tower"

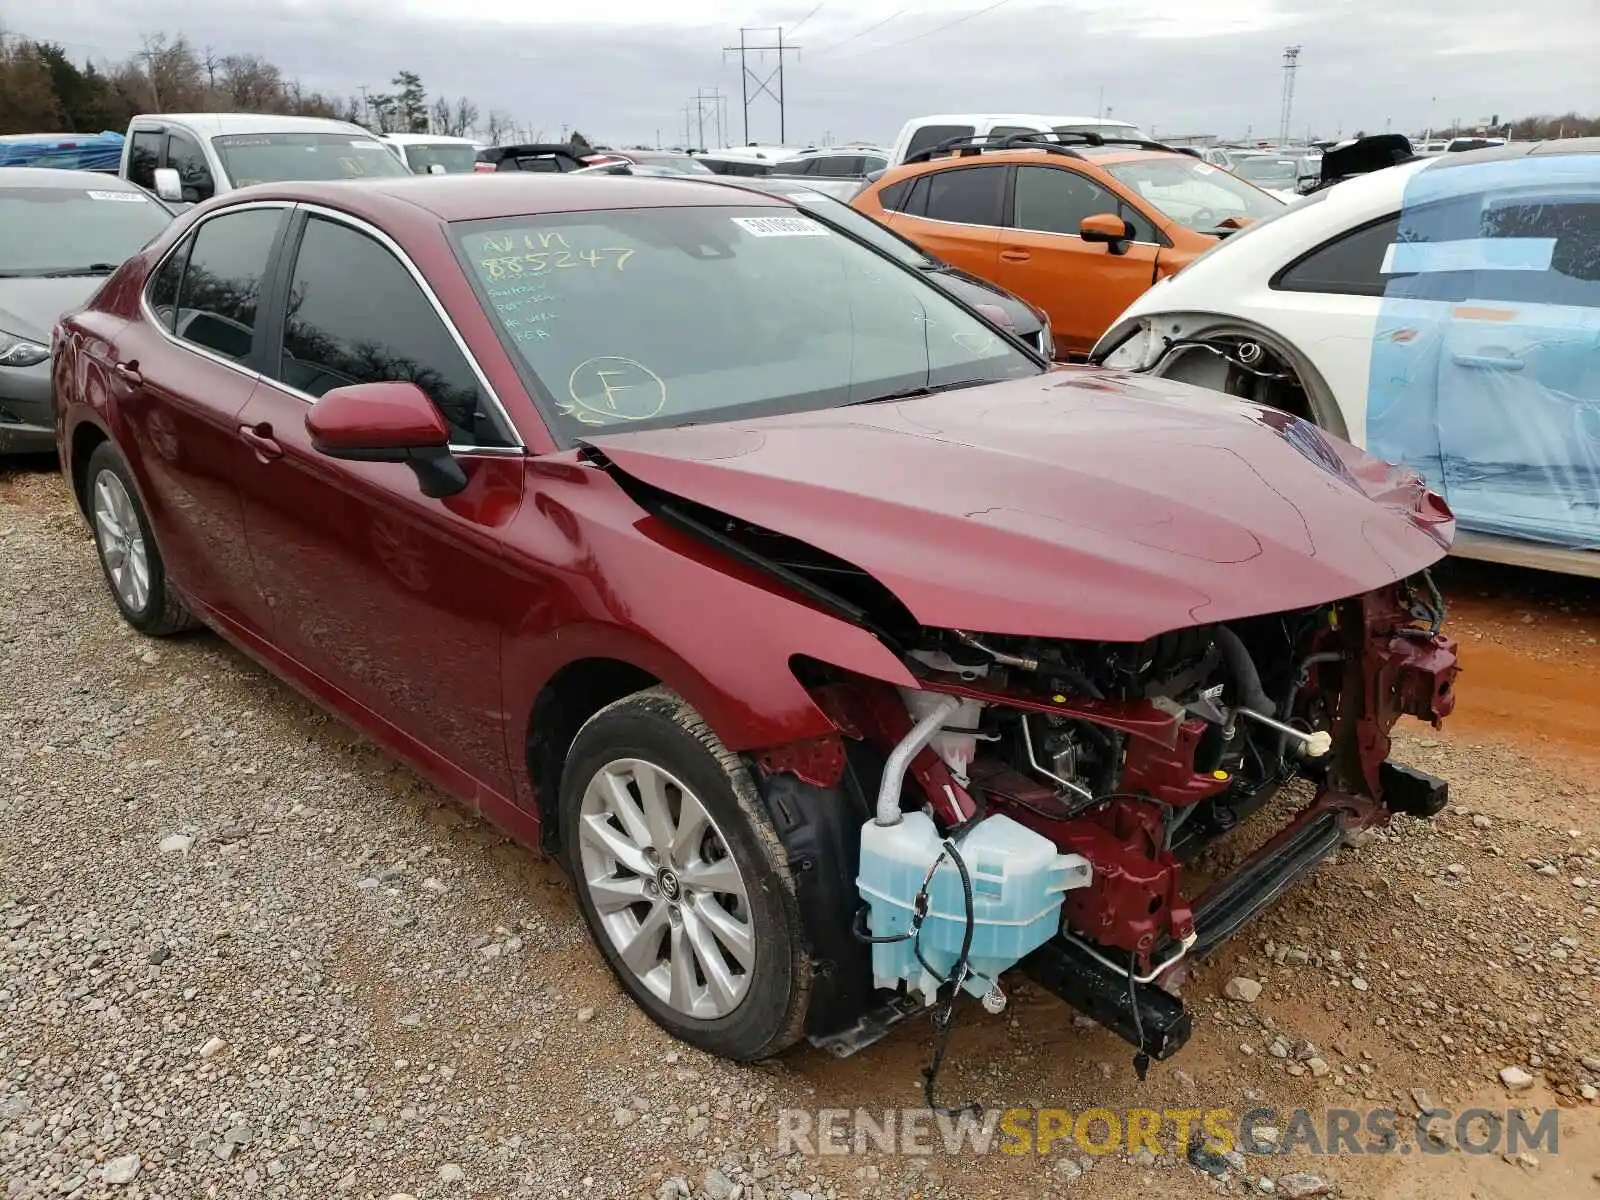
[723,27,798,145]
[1278,45,1302,146]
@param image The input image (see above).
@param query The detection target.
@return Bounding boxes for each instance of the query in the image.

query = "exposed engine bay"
[766,560,1459,1073]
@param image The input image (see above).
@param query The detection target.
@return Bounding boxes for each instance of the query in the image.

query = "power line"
[832,0,1016,60]
[788,1,826,35]
[809,7,907,57]
[723,26,799,145]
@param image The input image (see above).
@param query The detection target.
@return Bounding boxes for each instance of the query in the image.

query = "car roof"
[0,166,146,190]
[1425,135,1600,169]
[129,113,376,138]
[221,173,792,222]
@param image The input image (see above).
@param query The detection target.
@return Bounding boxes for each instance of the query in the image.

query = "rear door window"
[818,156,864,178]
[1275,214,1403,297]
[172,208,286,362]
[923,166,1007,227]
[1470,196,1600,308]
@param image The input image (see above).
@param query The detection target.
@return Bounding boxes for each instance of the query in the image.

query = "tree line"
[0,29,521,142]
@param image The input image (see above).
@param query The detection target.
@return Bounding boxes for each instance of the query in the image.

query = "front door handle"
[238,422,283,461]
[999,249,1031,263]
[112,360,142,386]
[1452,353,1524,371]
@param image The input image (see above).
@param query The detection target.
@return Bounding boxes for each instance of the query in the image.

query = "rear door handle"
[238,422,283,461]
[999,249,1031,263]
[1452,353,1523,371]
[112,361,142,386]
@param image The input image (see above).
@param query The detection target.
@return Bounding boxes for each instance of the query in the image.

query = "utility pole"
[723,26,798,146]
[358,85,372,128]
[689,88,724,151]
[1278,45,1302,147]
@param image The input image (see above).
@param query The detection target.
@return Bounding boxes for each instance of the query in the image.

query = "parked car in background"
[887,114,1150,166]
[121,114,409,205]
[0,131,126,173]
[773,149,889,178]
[52,171,1459,1070]
[1092,137,1600,577]
[473,144,593,173]
[380,134,482,174]
[0,168,174,454]
[1227,151,1317,201]
[1446,136,1507,153]
[691,154,777,177]
[854,132,1283,356]
[581,150,714,176]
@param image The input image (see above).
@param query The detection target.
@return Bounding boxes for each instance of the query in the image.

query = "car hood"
[0,276,106,343]
[586,368,1453,643]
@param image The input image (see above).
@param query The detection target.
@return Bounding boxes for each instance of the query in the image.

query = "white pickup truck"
[120,113,410,205]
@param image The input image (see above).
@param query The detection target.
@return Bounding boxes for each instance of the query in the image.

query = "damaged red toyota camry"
[54,174,1459,1073]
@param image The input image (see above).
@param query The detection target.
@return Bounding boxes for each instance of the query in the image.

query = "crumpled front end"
[764,572,1458,1063]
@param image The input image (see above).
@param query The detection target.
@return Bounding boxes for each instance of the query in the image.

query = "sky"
[12,0,1599,147]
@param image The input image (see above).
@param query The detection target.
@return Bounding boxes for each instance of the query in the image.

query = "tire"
[84,442,197,637]
[559,686,811,1061]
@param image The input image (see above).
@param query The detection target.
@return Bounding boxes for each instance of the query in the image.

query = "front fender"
[500,458,917,756]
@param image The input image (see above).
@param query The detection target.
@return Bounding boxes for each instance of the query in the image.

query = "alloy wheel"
[576,757,755,1019]
[93,469,150,613]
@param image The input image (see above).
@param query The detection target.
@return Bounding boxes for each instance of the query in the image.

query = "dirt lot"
[2,459,1598,1200]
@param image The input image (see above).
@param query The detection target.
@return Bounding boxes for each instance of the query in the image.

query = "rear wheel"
[85,443,196,637]
[559,687,810,1061]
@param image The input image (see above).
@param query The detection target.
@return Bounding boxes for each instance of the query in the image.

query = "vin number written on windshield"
[474,230,634,280]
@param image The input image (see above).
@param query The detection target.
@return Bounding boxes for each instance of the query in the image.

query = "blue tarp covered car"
[1367,149,1599,552]
[0,131,125,173]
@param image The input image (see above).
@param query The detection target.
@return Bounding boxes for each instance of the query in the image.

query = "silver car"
[0,168,175,454]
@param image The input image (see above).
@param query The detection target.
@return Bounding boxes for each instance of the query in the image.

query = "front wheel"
[559,687,811,1061]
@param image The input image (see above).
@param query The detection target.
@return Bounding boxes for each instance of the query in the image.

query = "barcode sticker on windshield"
[731,215,830,237]
[86,190,147,202]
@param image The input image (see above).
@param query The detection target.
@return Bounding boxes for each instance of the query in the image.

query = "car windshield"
[1231,156,1301,186]
[401,142,478,174]
[454,205,1038,439]
[211,132,411,186]
[0,185,171,276]
[1104,157,1284,232]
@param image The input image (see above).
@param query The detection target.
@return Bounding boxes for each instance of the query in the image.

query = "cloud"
[12,0,1594,146]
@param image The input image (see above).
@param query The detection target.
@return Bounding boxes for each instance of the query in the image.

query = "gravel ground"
[2,463,1598,1200]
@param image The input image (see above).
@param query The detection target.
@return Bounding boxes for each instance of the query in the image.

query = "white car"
[1091,138,1600,577]
[378,133,481,174]
[121,113,409,204]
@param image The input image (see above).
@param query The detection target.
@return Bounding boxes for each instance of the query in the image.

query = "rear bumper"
[1024,767,1447,1058]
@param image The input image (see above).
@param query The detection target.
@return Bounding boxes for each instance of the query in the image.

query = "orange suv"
[852,133,1284,357]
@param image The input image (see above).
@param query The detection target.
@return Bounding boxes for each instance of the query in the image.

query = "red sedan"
[54,174,1459,1067]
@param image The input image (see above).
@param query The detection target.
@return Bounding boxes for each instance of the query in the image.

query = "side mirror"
[152,168,183,203]
[1080,212,1136,255]
[306,381,467,499]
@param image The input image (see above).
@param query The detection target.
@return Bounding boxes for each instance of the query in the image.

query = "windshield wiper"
[849,378,996,406]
